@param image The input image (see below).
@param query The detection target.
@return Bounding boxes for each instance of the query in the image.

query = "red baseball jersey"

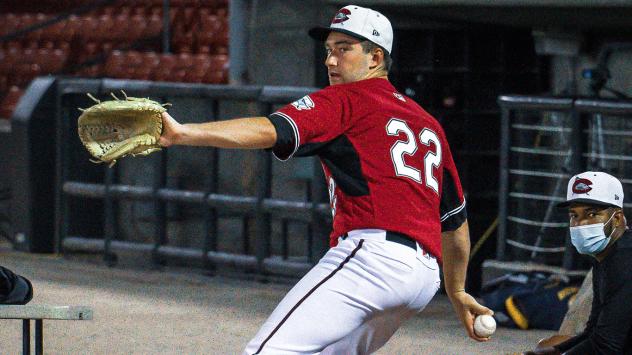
[268,78,466,261]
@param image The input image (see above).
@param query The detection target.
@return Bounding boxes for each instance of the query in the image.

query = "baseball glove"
[77,91,170,167]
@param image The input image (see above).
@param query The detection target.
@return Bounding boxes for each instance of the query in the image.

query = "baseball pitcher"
[159,5,493,354]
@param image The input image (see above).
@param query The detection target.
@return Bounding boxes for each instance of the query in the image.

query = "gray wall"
[245,0,330,86]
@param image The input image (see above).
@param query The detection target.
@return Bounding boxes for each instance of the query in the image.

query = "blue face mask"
[569,212,616,255]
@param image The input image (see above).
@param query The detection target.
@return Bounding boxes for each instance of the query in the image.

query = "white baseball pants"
[243,229,441,355]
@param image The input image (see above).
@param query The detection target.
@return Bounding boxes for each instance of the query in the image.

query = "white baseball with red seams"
[474,314,496,337]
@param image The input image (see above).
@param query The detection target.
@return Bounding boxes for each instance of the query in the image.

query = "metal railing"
[55,78,330,279]
[498,95,632,270]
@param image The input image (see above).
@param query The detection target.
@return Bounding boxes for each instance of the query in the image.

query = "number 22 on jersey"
[386,118,442,194]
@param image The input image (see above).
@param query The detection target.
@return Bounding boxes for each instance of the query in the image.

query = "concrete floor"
[0,247,554,354]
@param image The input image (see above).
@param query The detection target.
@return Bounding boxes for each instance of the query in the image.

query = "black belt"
[341,231,417,251]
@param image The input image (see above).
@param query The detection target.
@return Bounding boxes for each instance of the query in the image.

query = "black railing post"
[203,100,220,273]
[254,102,273,279]
[103,166,117,266]
[562,102,585,270]
[152,151,168,268]
[496,105,511,261]
[254,150,272,278]
[54,87,66,253]
[22,319,30,355]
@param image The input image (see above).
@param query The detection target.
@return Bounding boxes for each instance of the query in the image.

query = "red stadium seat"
[0,86,24,119]
[193,54,211,71]
[96,15,116,41]
[40,40,56,49]
[101,42,113,55]
[23,40,39,50]
[39,49,67,73]
[0,1,230,86]
[99,6,115,17]
[0,76,8,94]
[128,14,147,41]
[0,14,20,36]
[76,64,103,78]
[119,6,132,17]
[156,54,177,76]
[203,70,225,84]
[141,52,161,69]
[133,6,147,17]
[64,15,82,38]
[104,51,126,78]
[209,54,228,70]
[197,14,220,46]
[144,14,162,37]
[3,41,22,51]
[12,63,40,86]
[78,42,99,63]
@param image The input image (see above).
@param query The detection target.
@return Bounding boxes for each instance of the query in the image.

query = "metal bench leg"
[35,320,43,355]
[22,319,30,355]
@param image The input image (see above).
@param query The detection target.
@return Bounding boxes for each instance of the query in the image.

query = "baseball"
[474,314,496,337]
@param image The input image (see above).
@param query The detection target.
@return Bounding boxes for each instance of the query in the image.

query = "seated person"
[524,171,632,354]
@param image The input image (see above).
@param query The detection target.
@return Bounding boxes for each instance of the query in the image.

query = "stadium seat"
[155,54,177,81]
[39,49,67,73]
[141,52,161,69]
[104,51,126,78]
[0,86,24,119]
[0,0,230,91]
[209,54,228,70]
[96,15,116,41]
[203,70,225,84]
[128,14,147,41]
[3,41,21,51]
[144,14,162,38]
[64,15,82,38]
[76,64,103,78]
[0,76,8,94]
[78,42,99,64]
[111,14,130,41]
[197,14,221,46]
[0,14,20,36]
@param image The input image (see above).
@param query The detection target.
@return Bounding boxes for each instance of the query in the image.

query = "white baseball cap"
[557,171,624,208]
[308,5,393,54]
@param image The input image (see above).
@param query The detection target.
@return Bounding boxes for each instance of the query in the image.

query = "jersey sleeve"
[267,87,350,161]
[440,138,467,232]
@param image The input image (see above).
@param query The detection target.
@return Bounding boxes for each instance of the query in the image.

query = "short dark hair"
[360,41,392,72]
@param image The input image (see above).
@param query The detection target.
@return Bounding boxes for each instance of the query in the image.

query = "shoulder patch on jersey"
[292,95,315,111]
[393,92,406,102]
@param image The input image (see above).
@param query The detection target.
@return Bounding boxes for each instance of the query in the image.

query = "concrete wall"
[247,0,330,86]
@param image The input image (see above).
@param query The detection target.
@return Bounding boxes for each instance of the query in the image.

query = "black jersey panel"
[297,135,369,197]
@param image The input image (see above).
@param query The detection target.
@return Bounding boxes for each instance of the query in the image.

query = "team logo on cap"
[572,177,593,194]
[332,8,351,24]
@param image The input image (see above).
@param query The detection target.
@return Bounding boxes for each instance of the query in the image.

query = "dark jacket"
[555,230,632,354]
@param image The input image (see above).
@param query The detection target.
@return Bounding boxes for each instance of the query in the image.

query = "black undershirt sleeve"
[267,113,297,161]
[440,168,467,232]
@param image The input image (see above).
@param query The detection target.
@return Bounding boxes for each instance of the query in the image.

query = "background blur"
[2,0,632,296]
